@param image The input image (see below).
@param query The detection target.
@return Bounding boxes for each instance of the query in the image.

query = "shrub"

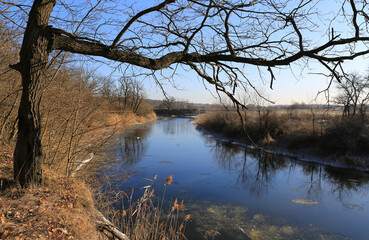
[319,118,369,154]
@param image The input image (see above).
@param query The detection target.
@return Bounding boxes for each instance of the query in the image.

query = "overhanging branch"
[51,28,369,70]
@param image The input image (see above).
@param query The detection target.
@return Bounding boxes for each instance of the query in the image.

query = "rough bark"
[12,0,56,186]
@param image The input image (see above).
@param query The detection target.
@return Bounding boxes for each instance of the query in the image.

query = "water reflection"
[207,136,369,202]
[115,126,152,165]
[162,118,191,135]
[96,118,369,240]
[208,140,285,196]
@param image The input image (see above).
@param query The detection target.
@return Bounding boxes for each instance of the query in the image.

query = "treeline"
[0,23,154,176]
[153,97,201,116]
[96,75,152,115]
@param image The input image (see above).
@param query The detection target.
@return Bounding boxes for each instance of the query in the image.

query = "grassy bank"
[195,109,369,169]
[0,141,101,239]
[0,111,157,239]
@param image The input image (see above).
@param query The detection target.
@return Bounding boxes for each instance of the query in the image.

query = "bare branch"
[111,0,175,48]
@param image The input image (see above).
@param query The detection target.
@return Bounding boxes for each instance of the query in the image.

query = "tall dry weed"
[93,173,189,240]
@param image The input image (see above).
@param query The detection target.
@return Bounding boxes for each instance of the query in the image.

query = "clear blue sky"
[139,56,369,105]
[75,0,369,105]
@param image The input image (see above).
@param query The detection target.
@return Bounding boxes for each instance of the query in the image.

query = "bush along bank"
[195,110,369,171]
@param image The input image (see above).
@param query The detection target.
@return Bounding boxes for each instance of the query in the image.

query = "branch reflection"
[208,137,369,200]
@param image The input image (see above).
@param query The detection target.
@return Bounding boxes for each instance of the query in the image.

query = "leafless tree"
[334,73,369,117]
[159,97,177,111]
[0,21,21,141]
[2,0,369,185]
[116,77,145,113]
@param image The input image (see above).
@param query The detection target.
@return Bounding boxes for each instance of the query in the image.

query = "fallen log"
[96,211,129,240]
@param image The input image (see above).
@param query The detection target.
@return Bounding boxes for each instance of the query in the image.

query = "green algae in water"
[158,161,174,165]
[291,198,318,205]
[185,201,350,240]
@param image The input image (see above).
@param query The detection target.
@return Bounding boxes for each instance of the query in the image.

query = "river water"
[97,118,369,240]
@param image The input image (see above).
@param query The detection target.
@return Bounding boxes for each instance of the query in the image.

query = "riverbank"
[0,112,157,239]
[0,143,101,239]
[195,112,369,172]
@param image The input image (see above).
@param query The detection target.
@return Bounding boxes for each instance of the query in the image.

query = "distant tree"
[3,0,369,185]
[116,77,145,113]
[159,97,177,111]
[288,103,300,119]
[116,77,132,111]
[334,73,369,117]
[130,80,145,114]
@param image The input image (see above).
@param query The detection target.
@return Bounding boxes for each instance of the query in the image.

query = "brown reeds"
[93,172,189,240]
[195,107,369,166]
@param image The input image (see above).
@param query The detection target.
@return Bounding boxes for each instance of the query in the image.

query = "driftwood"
[96,211,129,240]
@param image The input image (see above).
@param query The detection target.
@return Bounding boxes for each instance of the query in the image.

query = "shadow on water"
[93,118,369,240]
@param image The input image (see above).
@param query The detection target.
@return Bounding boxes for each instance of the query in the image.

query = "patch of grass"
[0,167,101,239]
[196,109,369,167]
[196,110,289,142]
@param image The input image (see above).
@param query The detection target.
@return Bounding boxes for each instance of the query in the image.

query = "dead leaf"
[1,230,9,238]
[55,228,68,234]
[0,214,6,223]
[39,197,47,205]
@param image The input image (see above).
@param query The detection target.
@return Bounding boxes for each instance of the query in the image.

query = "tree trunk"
[12,0,56,186]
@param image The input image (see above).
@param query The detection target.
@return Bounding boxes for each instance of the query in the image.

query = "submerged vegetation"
[186,201,349,240]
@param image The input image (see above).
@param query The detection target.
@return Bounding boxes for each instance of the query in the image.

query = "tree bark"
[12,0,56,186]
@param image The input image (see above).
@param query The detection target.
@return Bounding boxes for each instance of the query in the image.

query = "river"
[96,118,369,240]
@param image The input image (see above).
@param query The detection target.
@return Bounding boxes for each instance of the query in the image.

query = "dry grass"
[196,108,369,166]
[195,109,289,142]
[104,111,156,128]
[196,108,340,140]
[121,176,189,240]
[0,148,102,239]
[93,170,190,240]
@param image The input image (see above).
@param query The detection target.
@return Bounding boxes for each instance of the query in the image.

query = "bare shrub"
[319,118,369,155]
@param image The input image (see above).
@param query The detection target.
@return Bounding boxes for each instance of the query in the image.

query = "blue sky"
[91,53,369,105]
[140,56,369,105]
[67,0,369,105]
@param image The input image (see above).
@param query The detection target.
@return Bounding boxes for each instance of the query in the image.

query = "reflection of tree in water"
[162,119,190,135]
[297,164,323,202]
[208,137,369,200]
[116,126,152,165]
[247,153,287,197]
[210,139,287,197]
[324,168,369,206]
[92,126,153,197]
[212,141,242,171]
[297,164,369,206]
